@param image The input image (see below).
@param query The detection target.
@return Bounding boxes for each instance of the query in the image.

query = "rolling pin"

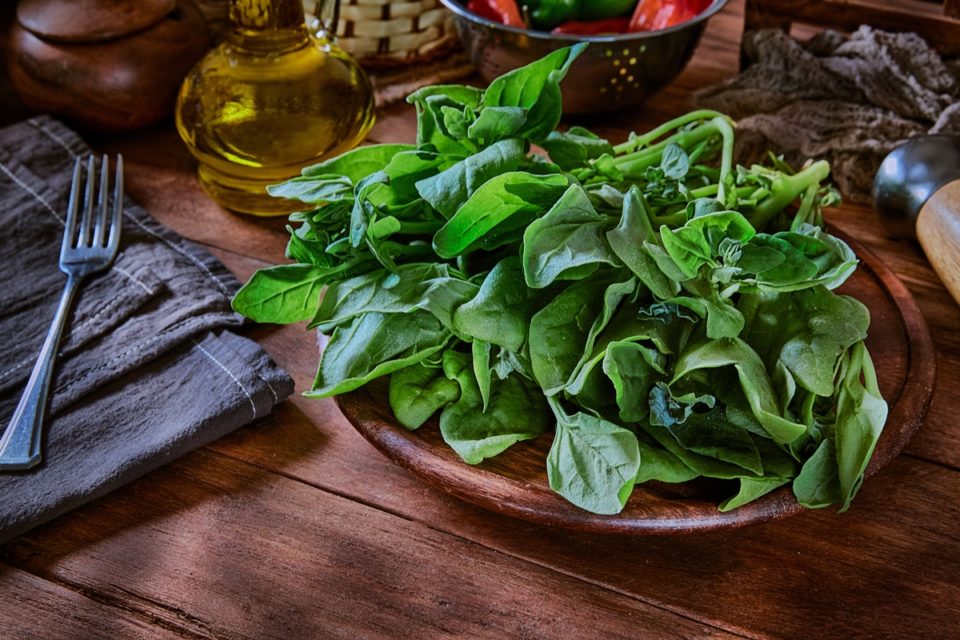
[873,135,960,305]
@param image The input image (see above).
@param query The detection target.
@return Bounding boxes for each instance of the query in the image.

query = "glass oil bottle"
[175,0,375,215]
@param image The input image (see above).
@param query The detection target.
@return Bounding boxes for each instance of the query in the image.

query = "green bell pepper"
[525,0,637,30]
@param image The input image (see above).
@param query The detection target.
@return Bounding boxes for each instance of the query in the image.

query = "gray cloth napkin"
[0,116,294,543]
[695,27,960,203]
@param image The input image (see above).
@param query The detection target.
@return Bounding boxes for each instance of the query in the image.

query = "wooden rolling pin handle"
[916,179,960,305]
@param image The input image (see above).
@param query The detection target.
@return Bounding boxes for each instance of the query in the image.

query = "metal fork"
[0,155,124,470]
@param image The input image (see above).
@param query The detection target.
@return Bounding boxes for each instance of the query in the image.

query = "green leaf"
[299,144,416,181]
[415,139,525,218]
[389,363,460,430]
[472,340,493,411]
[439,352,549,464]
[528,279,609,395]
[267,175,353,204]
[634,431,698,484]
[232,264,327,324]
[606,187,679,299]
[541,126,615,171]
[834,342,888,510]
[407,87,482,156]
[467,106,529,144]
[546,407,641,515]
[740,287,869,396]
[672,338,807,444]
[312,263,478,333]
[648,382,716,428]
[452,257,543,352]
[719,476,791,511]
[482,43,588,143]
[522,185,621,288]
[602,341,663,423]
[433,172,568,258]
[382,148,447,202]
[308,311,449,398]
[793,438,841,508]
[660,211,756,279]
[660,143,690,180]
[661,402,764,476]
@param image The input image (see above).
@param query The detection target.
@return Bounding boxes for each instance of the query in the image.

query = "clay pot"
[7,0,211,132]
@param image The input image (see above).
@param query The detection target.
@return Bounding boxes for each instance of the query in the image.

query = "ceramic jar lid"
[16,0,178,43]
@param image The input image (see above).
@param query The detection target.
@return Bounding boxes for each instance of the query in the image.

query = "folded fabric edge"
[0,329,294,544]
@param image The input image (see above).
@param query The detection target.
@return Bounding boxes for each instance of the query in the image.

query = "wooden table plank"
[0,564,189,640]
[2,450,743,640]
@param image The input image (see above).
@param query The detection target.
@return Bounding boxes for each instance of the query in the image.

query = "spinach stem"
[750,160,831,230]
[710,116,736,206]
[612,110,729,154]
[613,122,723,177]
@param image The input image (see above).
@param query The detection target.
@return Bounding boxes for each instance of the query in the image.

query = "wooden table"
[2,1,958,637]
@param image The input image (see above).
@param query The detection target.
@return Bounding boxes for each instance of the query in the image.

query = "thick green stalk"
[612,110,729,155]
[613,122,722,177]
[750,160,831,230]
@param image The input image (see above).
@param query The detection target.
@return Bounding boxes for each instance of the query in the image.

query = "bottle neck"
[228,0,309,50]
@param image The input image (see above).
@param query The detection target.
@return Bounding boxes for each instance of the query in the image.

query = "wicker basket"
[308,0,458,66]
[194,1,457,66]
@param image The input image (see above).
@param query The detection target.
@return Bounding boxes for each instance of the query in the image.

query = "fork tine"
[93,155,110,247]
[60,158,82,258]
[77,155,96,247]
[106,155,123,255]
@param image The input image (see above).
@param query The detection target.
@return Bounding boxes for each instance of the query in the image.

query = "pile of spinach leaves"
[234,44,887,515]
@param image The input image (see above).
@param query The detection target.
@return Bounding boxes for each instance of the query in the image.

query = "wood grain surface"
[1,0,959,638]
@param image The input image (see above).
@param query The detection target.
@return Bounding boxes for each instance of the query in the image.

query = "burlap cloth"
[696,27,960,203]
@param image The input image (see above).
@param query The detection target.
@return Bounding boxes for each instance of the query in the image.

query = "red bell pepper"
[628,0,706,32]
[551,17,631,35]
[466,0,525,27]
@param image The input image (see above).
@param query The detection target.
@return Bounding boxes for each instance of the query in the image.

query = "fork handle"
[0,276,81,470]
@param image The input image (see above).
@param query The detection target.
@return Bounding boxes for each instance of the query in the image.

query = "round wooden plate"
[335,233,936,534]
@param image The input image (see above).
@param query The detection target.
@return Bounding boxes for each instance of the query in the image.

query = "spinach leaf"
[660,211,756,278]
[439,351,549,464]
[793,439,840,508]
[541,126,615,171]
[606,187,679,299]
[389,363,460,430]
[740,287,869,396]
[522,185,621,288]
[416,139,525,218]
[529,278,627,395]
[312,263,478,333]
[433,172,569,258]
[407,86,483,156]
[267,175,354,204]
[453,257,543,352]
[834,342,887,510]
[602,341,663,423]
[660,143,690,180]
[634,430,699,484]
[719,476,791,512]
[297,144,416,182]
[467,107,529,145]
[232,264,328,324]
[672,338,807,444]
[546,402,641,515]
[308,311,449,398]
[482,43,587,143]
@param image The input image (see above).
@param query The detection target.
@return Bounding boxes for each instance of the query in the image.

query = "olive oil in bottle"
[175,0,374,215]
